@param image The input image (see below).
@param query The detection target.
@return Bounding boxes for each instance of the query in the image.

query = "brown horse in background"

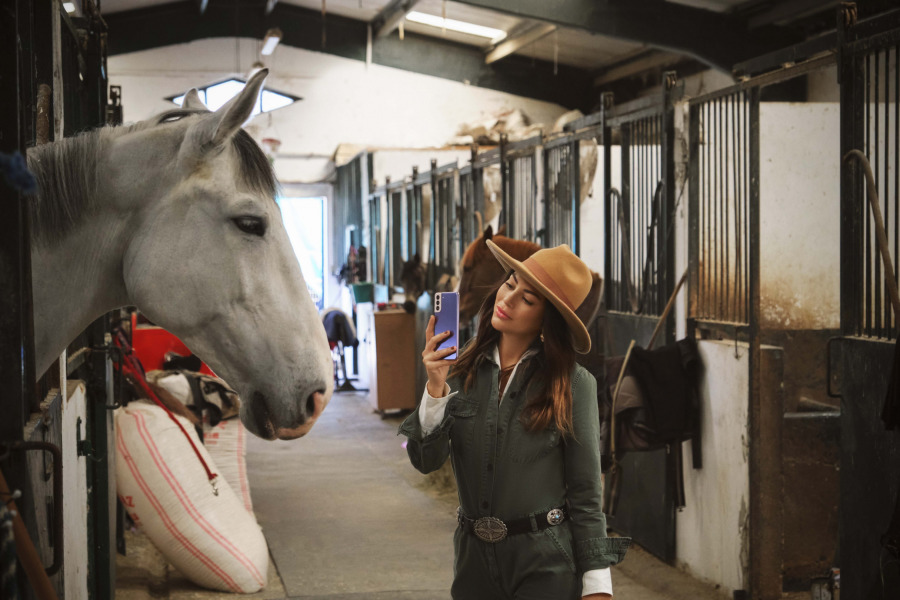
[458,225,603,329]
[458,225,540,322]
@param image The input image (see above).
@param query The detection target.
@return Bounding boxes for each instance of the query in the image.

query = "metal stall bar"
[543,120,603,252]
[333,153,366,276]
[405,167,422,262]
[1,0,34,451]
[842,13,900,339]
[473,143,503,237]
[605,93,674,320]
[367,180,386,285]
[387,178,405,289]
[688,87,756,335]
[599,77,680,564]
[458,146,485,251]
[837,8,900,598]
[410,165,435,289]
[1,12,39,596]
[502,135,542,243]
[431,160,459,285]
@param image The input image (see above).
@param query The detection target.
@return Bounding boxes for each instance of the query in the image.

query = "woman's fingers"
[423,329,453,354]
[425,315,435,339]
[423,343,457,364]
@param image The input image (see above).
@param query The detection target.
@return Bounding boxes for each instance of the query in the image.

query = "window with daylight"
[167,78,300,115]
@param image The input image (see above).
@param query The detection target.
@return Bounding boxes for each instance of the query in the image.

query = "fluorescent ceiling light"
[63,2,75,12]
[261,28,282,56]
[406,11,506,42]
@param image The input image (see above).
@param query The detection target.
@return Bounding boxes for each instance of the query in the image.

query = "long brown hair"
[450,272,577,436]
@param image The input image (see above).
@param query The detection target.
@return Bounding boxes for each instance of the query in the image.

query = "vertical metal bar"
[638,118,644,304]
[572,141,581,254]
[689,103,700,322]
[604,123,613,311]
[702,102,709,318]
[732,94,740,322]
[747,83,762,600]
[875,51,883,336]
[743,93,749,322]
[895,44,900,335]
[622,124,631,312]
[0,0,32,446]
[715,98,721,319]
[866,53,872,335]
[884,48,892,336]
[724,96,732,322]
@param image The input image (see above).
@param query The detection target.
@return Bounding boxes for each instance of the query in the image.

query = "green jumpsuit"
[399,348,631,599]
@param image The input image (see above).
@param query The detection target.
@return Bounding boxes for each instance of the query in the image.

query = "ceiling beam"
[371,0,420,38]
[593,50,684,87]
[744,0,839,29]
[485,22,556,65]
[450,0,800,72]
[104,1,595,111]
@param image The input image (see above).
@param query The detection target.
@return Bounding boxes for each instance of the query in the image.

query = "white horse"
[26,69,333,440]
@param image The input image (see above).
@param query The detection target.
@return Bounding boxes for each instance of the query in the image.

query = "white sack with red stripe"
[115,402,268,592]
[203,418,253,514]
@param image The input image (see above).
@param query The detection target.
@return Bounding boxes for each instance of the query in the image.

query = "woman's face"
[492,271,547,340]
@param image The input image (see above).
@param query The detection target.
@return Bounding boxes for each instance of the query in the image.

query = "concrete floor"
[117,389,737,600]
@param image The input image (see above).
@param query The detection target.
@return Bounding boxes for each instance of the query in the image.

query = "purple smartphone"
[434,292,459,360]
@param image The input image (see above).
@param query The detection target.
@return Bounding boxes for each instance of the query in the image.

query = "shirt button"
[482,501,489,509]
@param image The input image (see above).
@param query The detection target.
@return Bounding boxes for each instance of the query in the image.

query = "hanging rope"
[843,149,900,322]
[113,331,219,493]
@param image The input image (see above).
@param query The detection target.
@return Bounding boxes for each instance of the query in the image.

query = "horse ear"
[206,68,268,148]
[483,225,493,241]
[181,89,207,111]
[496,224,507,236]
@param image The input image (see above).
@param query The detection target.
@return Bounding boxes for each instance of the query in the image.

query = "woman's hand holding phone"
[423,314,456,397]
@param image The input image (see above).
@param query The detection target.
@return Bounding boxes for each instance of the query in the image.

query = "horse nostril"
[306,389,326,419]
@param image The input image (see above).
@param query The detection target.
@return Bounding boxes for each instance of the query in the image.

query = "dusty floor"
[115,389,749,600]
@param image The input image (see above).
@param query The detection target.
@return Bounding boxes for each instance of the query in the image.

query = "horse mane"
[26,111,276,246]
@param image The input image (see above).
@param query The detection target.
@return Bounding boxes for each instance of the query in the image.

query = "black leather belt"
[457,507,567,543]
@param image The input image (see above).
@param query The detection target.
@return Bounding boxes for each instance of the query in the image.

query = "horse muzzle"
[248,388,329,440]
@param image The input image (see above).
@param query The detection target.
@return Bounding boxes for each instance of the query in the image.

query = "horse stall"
[600,81,683,564]
[1,2,117,598]
[835,10,900,598]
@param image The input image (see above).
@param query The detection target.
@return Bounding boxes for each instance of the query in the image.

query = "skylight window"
[405,11,506,42]
[167,78,300,115]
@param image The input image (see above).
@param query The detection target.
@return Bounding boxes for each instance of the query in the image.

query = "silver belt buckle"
[546,508,565,526]
[473,516,508,543]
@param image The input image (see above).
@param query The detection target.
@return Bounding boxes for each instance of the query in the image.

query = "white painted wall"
[61,381,89,600]
[108,38,570,183]
[759,103,840,330]
[676,340,750,594]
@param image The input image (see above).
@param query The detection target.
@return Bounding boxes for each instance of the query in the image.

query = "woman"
[399,241,630,600]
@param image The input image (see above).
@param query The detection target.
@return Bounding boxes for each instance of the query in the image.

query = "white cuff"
[582,567,613,596]
[418,384,457,435]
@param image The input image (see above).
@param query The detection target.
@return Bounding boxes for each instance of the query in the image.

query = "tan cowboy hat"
[485,240,593,353]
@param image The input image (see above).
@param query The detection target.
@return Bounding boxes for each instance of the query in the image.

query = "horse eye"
[233,216,266,237]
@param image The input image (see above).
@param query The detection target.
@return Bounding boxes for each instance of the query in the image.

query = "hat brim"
[486,240,591,354]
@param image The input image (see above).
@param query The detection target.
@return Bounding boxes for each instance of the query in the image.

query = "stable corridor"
[245,391,727,600]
